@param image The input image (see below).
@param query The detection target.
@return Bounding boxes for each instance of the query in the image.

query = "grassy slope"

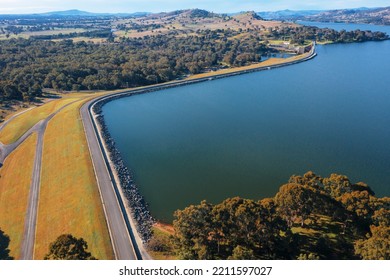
[35,98,114,260]
[0,133,37,259]
[0,98,79,144]
[186,54,309,80]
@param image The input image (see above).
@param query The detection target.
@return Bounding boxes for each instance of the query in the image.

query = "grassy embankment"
[35,97,114,260]
[0,133,37,259]
[0,97,79,144]
[186,52,311,80]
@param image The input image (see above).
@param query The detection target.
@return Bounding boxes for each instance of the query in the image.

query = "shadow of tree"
[0,228,13,260]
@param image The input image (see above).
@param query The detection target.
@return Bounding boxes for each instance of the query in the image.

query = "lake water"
[298,21,390,33]
[103,24,390,222]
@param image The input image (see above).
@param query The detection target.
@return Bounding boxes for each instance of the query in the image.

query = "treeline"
[0,31,269,101]
[0,16,112,35]
[31,29,113,40]
[269,26,389,44]
[169,172,389,260]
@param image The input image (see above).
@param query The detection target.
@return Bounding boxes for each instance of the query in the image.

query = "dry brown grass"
[0,98,79,144]
[0,133,37,259]
[185,57,292,80]
[35,98,114,260]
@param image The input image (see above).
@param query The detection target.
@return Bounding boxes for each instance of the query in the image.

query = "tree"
[275,182,347,227]
[172,200,215,260]
[0,228,13,260]
[172,197,294,260]
[228,245,256,260]
[354,225,390,260]
[44,234,96,260]
[275,183,317,227]
[297,253,320,260]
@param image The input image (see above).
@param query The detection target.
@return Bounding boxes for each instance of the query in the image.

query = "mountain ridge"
[258,6,390,25]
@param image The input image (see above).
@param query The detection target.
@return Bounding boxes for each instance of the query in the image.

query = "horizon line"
[0,6,388,16]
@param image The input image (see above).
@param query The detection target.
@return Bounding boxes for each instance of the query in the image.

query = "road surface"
[80,99,138,260]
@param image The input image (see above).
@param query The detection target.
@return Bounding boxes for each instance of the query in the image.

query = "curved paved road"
[80,100,138,260]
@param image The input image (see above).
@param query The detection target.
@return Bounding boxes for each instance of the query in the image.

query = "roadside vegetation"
[0,133,37,259]
[148,172,389,260]
[0,97,78,144]
[35,97,114,260]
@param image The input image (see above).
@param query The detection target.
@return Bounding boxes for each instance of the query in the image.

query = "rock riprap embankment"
[94,101,155,243]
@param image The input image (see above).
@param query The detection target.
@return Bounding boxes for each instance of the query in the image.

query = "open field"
[0,98,79,145]
[0,28,87,40]
[0,133,37,259]
[113,11,297,39]
[35,98,114,260]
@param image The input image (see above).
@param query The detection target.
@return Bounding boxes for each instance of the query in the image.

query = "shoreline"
[85,45,317,258]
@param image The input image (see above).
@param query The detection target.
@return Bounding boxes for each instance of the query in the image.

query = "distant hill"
[305,7,390,25]
[259,6,390,25]
[40,9,97,16]
[0,9,150,18]
[258,9,323,20]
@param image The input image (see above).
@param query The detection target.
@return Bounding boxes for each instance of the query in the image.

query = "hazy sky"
[0,0,388,14]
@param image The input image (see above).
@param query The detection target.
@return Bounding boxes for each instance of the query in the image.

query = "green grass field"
[35,98,114,260]
[0,133,37,259]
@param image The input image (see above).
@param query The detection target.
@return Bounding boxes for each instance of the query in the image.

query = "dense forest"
[0,30,268,101]
[270,26,389,44]
[150,172,389,260]
[0,25,387,102]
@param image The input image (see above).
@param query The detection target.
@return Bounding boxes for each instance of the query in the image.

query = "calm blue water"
[103,25,390,222]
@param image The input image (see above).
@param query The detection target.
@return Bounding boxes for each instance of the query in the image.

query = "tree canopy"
[172,197,295,260]
[44,234,96,260]
[0,228,13,260]
[170,172,389,260]
[0,31,268,101]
